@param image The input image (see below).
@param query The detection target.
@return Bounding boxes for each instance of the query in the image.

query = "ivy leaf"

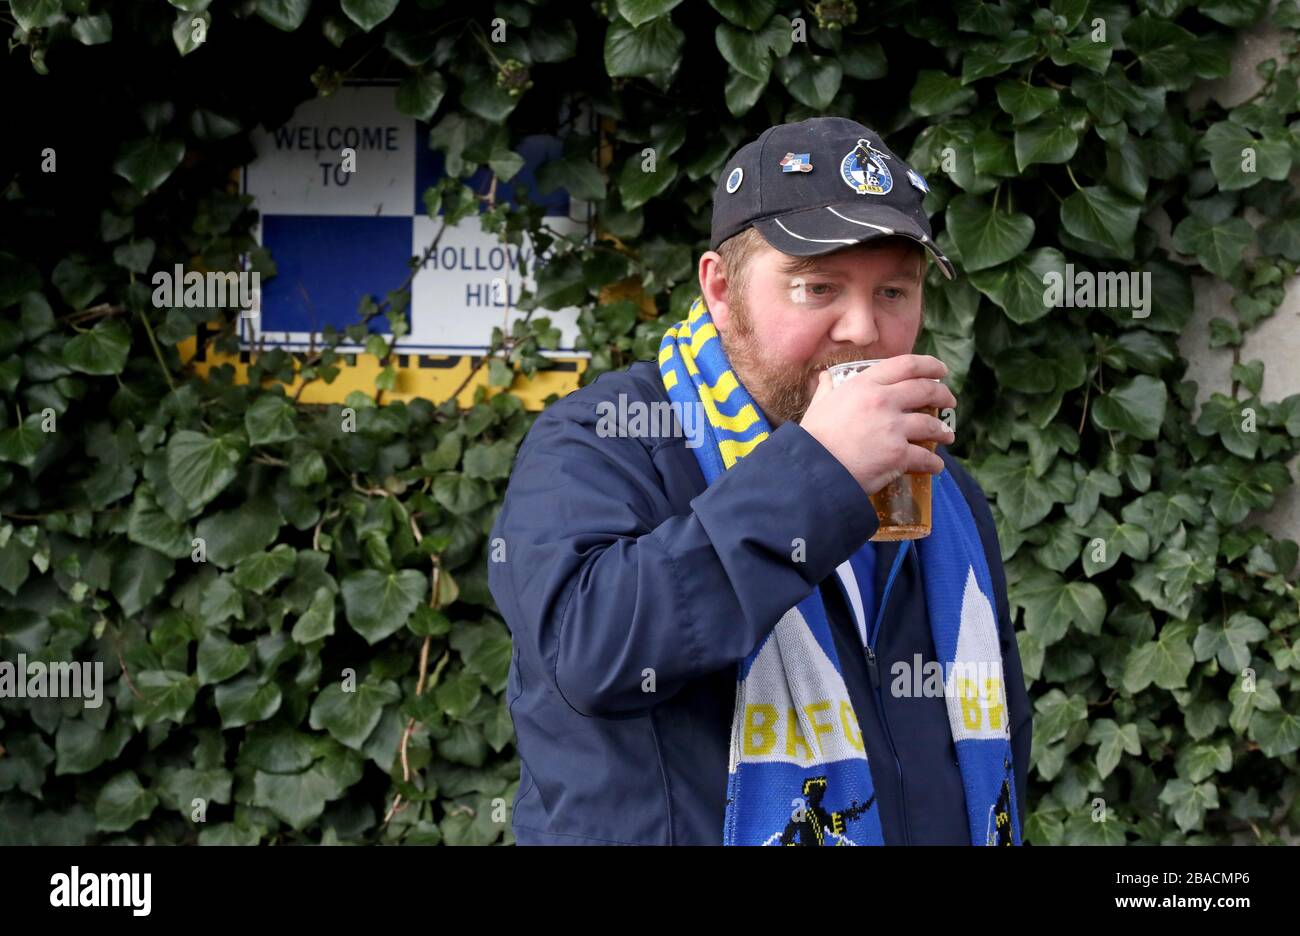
[95,771,158,833]
[340,0,398,32]
[1080,509,1149,576]
[433,473,493,515]
[244,394,298,446]
[62,320,130,375]
[776,54,843,110]
[1014,109,1085,171]
[1170,214,1254,279]
[1033,688,1088,745]
[231,543,296,594]
[971,453,1073,530]
[1174,741,1232,786]
[707,0,774,28]
[463,440,517,481]
[309,679,401,749]
[135,670,198,725]
[396,72,447,121]
[341,569,428,644]
[251,746,363,830]
[1091,375,1167,440]
[214,676,283,729]
[0,733,54,797]
[1086,719,1141,780]
[1066,470,1122,527]
[291,586,337,644]
[617,0,685,27]
[537,156,606,202]
[197,632,253,686]
[1059,186,1141,259]
[945,194,1034,272]
[0,415,50,468]
[1201,120,1293,190]
[1158,778,1218,832]
[909,70,976,117]
[724,69,768,117]
[1123,625,1196,693]
[156,766,232,811]
[255,0,312,32]
[617,152,678,211]
[715,22,769,82]
[968,248,1066,324]
[460,66,520,123]
[52,255,106,311]
[166,430,244,511]
[12,0,64,30]
[434,668,483,718]
[112,137,185,193]
[111,544,173,617]
[1050,33,1113,73]
[604,16,684,77]
[1193,612,1268,673]
[194,498,283,568]
[72,13,113,45]
[112,239,154,274]
[1248,707,1300,758]
[1011,565,1105,646]
[56,717,131,776]
[127,484,191,559]
[994,80,1059,125]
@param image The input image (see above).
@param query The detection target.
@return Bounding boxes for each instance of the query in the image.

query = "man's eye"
[805,283,833,297]
[881,287,907,301]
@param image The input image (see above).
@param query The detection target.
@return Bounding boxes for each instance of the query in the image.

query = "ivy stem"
[136,303,176,393]
[1077,372,1091,434]
[1066,164,1084,191]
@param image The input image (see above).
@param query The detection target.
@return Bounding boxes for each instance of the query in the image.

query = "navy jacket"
[488,360,1031,845]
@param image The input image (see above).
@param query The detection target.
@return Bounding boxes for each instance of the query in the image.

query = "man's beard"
[719,290,887,426]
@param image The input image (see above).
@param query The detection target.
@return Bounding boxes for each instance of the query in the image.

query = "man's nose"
[828,298,878,347]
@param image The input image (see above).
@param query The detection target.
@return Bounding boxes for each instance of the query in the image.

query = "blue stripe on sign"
[414,131,569,217]
[259,215,413,334]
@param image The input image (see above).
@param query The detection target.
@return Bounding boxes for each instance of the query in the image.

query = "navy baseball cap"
[710,116,956,280]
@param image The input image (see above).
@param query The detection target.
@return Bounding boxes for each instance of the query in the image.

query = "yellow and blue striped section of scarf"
[658,295,771,472]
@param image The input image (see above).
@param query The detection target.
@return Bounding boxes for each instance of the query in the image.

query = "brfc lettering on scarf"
[742,699,864,761]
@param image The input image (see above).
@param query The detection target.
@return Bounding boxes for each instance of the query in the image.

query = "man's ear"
[698,250,733,330]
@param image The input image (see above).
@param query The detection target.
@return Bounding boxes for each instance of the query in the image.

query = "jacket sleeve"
[488,403,879,719]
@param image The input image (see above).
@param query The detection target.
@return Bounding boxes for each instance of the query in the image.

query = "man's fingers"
[885,377,957,413]
[861,354,948,385]
[904,443,946,475]
[900,411,955,444]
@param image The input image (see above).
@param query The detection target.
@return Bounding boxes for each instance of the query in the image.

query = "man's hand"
[799,354,957,497]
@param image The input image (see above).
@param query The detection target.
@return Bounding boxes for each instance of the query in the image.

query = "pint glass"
[826,359,940,541]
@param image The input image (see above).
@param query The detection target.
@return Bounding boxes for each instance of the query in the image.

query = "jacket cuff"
[696,420,880,582]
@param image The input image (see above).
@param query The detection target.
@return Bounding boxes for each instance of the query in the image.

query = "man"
[488,117,1031,846]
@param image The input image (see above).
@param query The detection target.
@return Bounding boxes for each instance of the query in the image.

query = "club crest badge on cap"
[779,152,813,172]
[840,138,892,195]
[725,166,744,193]
[907,168,930,193]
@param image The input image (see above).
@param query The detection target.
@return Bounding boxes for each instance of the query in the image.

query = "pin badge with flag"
[779,152,813,172]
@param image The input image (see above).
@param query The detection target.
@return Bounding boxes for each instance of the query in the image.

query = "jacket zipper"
[863,539,913,845]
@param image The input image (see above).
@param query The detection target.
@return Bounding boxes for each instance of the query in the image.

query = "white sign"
[241,82,592,355]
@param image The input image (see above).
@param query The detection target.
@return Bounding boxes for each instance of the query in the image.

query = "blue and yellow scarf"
[659,295,1022,846]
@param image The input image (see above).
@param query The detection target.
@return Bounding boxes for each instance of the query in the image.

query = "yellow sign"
[179,324,587,410]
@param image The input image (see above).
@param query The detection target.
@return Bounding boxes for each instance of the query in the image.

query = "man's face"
[717,237,925,426]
